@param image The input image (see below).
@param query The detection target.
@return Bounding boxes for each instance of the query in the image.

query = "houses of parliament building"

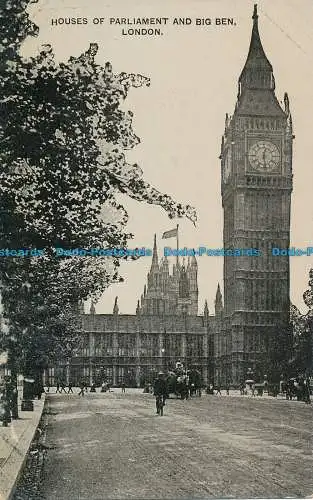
[50,4,293,387]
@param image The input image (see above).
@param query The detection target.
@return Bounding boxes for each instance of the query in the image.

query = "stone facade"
[218,5,293,384]
[49,235,219,387]
[138,235,198,316]
[61,312,214,387]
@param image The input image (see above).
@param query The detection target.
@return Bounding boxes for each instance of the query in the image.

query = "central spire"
[239,4,274,91]
[151,233,159,269]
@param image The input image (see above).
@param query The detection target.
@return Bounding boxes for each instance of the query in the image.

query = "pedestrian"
[226,383,230,396]
[37,381,44,400]
[215,385,222,396]
[56,382,60,393]
[121,382,126,393]
[0,389,11,427]
[286,379,295,400]
[67,382,73,394]
[45,381,50,393]
[240,382,246,395]
[153,372,168,414]
[304,378,311,404]
[251,383,256,397]
[190,383,195,397]
[78,382,85,397]
[60,381,67,393]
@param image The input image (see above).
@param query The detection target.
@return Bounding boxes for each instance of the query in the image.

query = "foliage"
[0,0,196,371]
[292,271,313,375]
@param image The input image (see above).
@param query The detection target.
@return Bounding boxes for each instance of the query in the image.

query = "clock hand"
[262,150,266,164]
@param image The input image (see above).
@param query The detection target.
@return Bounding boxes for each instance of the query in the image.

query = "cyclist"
[153,372,168,414]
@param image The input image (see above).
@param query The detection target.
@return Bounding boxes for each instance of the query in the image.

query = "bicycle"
[155,395,165,416]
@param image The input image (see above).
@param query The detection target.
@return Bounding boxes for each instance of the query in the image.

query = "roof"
[236,89,286,117]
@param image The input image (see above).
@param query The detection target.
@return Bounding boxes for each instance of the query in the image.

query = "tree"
[0,1,196,380]
[295,271,313,375]
[287,273,313,377]
[260,300,293,384]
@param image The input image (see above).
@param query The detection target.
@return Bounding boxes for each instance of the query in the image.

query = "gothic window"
[103,367,113,383]
[265,280,270,310]
[118,334,126,356]
[151,335,159,357]
[78,334,90,357]
[197,336,203,358]
[176,335,182,358]
[260,280,266,310]
[245,281,253,310]
[128,334,136,357]
[94,335,102,356]
[140,334,152,356]
[179,267,190,298]
[153,299,158,315]
[103,333,113,356]
[117,367,124,385]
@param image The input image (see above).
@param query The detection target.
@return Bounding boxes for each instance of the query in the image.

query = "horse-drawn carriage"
[281,377,311,402]
[165,362,202,400]
[166,371,189,399]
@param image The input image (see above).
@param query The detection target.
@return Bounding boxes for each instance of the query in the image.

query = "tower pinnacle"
[215,283,223,317]
[90,300,96,315]
[252,3,258,21]
[151,233,159,269]
[113,296,119,315]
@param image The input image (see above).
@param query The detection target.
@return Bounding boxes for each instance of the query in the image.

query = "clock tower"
[220,5,293,384]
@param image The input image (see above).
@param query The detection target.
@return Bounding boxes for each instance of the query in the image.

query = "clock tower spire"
[238,4,274,92]
[219,4,293,385]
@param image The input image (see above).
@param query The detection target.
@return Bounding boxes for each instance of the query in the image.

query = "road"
[39,390,313,499]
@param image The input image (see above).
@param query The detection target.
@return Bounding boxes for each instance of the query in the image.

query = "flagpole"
[176,224,179,267]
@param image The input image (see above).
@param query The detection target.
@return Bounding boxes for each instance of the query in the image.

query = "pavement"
[37,388,313,499]
[0,396,45,500]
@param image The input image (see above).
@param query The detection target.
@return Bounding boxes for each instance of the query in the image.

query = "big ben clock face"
[248,141,280,172]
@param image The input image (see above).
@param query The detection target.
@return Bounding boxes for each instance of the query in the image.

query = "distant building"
[138,235,198,316]
[49,234,220,387]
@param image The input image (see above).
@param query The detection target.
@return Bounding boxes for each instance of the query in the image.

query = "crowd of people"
[50,380,126,395]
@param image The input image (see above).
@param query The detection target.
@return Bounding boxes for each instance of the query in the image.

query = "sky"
[22,0,313,315]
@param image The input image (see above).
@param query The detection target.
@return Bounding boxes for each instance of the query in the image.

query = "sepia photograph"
[0,0,313,498]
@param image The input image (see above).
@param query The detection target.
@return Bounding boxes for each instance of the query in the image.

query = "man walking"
[304,377,311,404]
[215,384,222,396]
[78,381,85,397]
[153,372,168,414]
[60,381,67,393]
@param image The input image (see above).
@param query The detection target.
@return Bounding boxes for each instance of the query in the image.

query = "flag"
[162,227,178,239]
